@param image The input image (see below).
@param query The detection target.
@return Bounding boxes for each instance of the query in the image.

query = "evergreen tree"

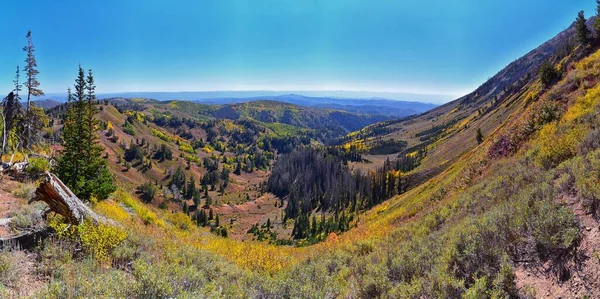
[2,67,23,153]
[56,66,116,201]
[595,0,600,38]
[234,160,242,175]
[23,30,44,148]
[576,11,591,46]
[186,178,196,199]
[170,166,186,190]
[193,192,201,207]
[1,91,23,153]
[476,128,484,144]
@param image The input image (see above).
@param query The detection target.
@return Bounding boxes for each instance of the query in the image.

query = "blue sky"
[0,0,596,102]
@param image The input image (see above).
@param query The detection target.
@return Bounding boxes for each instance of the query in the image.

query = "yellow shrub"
[1,152,24,163]
[535,123,584,168]
[575,48,600,71]
[77,220,127,263]
[95,201,130,222]
[178,142,195,154]
[168,212,193,230]
[114,190,164,227]
[563,84,600,123]
[48,216,126,263]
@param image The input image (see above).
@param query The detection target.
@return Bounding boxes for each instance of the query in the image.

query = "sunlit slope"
[342,19,585,174]
[72,46,600,298]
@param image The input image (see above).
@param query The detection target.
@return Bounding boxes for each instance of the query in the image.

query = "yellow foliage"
[202,145,214,153]
[178,142,195,154]
[78,220,127,263]
[95,201,130,222]
[151,128,177,143]
[114,190,164,227]
[184,154,200,163]
[563,84,600,123]
[168,212,194,230]
[535,123,584,168]
[198,237,296,274]
[48,215,126,264]
[1,152,25,163]
[575,48,600,71]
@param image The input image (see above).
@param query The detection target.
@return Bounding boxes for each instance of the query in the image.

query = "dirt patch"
[213,193,290,240]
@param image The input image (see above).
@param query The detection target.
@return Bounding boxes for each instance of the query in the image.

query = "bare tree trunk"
[2,115,6,154]
[30,173,118,226]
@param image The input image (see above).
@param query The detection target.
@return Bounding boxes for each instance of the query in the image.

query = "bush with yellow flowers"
[48,215,126,264]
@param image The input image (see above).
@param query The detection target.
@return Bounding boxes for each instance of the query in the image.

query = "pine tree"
[576,11,591,46]
[2,67,24,153]
[595,0,600,39]
[186,178,196,199]
[1,92,23,154]
[23,30,44,148]
[234,160,242,175]
[476,128,484,144]
[56,66,116,201]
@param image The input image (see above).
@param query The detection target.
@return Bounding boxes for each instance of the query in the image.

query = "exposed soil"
[0,178,22,237]
[213,192,290,241]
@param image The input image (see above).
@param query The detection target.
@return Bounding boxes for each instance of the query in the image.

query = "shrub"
[78,221,126,263]
[94,200,130,222]
[13,181,37,199]
[111,236,140,268]
[535,123,583,169]
[539,61,559,88]
[571,149,600,213]
[123,121,135,136]
[136,182,157,203]
[0,251,24,288]
[168,212,193,230]
[528,200,579,258]
[26,157,50,175]
[48,216,126,264]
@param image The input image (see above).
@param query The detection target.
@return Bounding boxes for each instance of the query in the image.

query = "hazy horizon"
[34,90,452,104]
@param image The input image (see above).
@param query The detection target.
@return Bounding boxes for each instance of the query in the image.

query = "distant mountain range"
[34,91,439,117]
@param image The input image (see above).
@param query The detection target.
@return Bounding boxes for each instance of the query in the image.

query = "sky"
[0,0,596,103]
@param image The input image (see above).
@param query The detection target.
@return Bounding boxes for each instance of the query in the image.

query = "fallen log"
[0,227,49,251]
[29,172,118,226]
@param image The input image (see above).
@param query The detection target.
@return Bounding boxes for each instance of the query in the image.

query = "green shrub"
[13,181,37,199]
[539,61,559,88]
[529,200,579,257]
[26,157,50,175]
[123,121,135,136]
[136,182,156,203]
[0,251,24,288]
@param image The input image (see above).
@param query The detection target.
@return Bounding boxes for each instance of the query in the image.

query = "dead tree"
[30,172,118,226]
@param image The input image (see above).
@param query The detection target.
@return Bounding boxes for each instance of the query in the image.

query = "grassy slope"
[5,45,598,299]
[4,32,600,299]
